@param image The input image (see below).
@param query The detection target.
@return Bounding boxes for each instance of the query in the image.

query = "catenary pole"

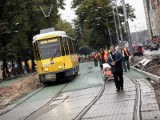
[121,0,134,60]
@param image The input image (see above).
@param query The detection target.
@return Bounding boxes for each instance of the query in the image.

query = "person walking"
[121,47,130,72]
[108,45,123,91]
[104,48,109,63]
[93,52,98,66]
[99,49,105,69]
[78,55,81,63]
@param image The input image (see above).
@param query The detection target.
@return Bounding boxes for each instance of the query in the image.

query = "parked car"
[150,43,158,51]
[132,45,143,56]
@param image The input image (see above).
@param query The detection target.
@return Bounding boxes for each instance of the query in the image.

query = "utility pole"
[110,0,120,45]
[133,25,138,44]
[115,0,123,45]
[121,0,134,60]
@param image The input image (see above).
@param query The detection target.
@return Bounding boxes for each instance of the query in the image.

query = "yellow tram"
[33,31,79,82]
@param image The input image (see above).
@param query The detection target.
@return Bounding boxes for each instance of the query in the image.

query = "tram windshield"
[38,38,60,60]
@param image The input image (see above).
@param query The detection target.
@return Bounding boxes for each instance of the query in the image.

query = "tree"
[79,46,92,56]
[72,0,136,50]
[55,19,75,38]
[0,0,65,79]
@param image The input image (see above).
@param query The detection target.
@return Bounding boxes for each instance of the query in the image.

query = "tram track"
[0,86,45,116]
[74,69,105,120]
[23,69,105,120]
[0,63,103,120]
[0,65,142,120]
[74,81,105,120]
[125,73,141,120]
[24,81,70,120]
[0,72,39,116]
[74,71,142,120]
[0,79,70,118]
[24,68,105,120]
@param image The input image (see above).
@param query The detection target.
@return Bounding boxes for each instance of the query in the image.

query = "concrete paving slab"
[83,100,135,118]
[37,113,78,120]
[141,111,160,120]
[82,113,133,120]
[83,75,136,120]
[141,103,159,112]
[0,99,49,120]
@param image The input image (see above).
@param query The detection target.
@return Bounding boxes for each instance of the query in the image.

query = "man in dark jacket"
[108,46,123,91]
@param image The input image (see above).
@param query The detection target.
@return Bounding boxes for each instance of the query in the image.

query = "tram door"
[60,37,71,69]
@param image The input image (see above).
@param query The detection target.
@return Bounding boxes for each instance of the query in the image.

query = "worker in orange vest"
[99,48,105,69]
[121,47,130,72]
[93,52,98,66]
[104,49,109,62]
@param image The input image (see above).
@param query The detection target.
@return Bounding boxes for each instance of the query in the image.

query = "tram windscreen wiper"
[50,49,60,61]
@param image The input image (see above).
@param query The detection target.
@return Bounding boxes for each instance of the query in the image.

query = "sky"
[59,0,147,32]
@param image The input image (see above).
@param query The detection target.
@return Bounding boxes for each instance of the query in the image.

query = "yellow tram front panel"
[36,55,76,75]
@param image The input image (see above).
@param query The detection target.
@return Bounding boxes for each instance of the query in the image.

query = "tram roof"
[33,31,67,41]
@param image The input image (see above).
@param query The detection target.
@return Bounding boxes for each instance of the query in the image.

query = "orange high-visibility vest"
[104,51,108,61]
[124,48,129,57]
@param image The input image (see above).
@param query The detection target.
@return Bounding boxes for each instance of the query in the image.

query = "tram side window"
[63,37,69,55]
[60,37,65,56]
[68,38,74,54]
[33,42,41,60]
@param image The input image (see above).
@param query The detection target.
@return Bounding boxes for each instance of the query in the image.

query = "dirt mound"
[0,74,42,109]
[144,59,160,76]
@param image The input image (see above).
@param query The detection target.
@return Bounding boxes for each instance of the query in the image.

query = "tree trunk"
[24,60,30,73]
[17,57,24,74]
[31,56,36,72]
[11,61,16,75]
[104,29,110,49]
[2,58,10,79]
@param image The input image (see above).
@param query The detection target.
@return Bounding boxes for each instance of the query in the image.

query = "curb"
[131,66,160,81]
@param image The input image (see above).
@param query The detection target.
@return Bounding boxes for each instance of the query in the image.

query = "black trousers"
[122,57,130,71]
[94,60,98,66]
[113,72,123,90]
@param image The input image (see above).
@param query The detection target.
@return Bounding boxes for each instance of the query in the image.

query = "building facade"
[131,30,148,45]
[143,0,160,40]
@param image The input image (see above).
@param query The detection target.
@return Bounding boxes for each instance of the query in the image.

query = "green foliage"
[72,0,84,8]
[72,0,136,50]
[55,19,75,38]
[79,46,92,56]
[0,0,65,70]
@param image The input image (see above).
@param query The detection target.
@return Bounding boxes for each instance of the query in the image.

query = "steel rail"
[125,73,141,120]
[74,70,105,120]
[0,86,45,116]
[24,82,69,120]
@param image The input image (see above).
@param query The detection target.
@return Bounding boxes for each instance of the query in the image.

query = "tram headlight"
[45,68,49,71]
[58,66,62,69]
